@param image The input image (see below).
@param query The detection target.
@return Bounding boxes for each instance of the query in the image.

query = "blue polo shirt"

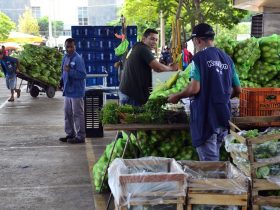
[0,56,18,77]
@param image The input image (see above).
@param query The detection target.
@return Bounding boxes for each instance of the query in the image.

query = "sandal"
[8,97,14,102]
[16,89,21,98]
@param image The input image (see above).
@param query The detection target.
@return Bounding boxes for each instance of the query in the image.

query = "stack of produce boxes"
[226,126,280,209]
[71,25,137,95]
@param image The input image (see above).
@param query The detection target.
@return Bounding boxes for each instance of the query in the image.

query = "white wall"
[30,0,88,29]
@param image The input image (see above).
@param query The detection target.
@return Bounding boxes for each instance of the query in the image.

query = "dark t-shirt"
[119,42,155,105]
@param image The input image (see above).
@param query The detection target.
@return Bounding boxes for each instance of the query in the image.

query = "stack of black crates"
[71,25,137,137]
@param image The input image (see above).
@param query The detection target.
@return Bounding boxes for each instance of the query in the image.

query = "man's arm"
[231,86,241,98]
[16,58,20,73]
[168,79,200,104]
[149,59,178,72]
[231,63,241,98]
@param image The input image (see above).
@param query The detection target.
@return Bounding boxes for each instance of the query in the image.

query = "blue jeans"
[119,91,142,106]
[6,75,17,90]
[196,128,228,161]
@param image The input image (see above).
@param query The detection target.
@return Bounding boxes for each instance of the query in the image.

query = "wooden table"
[104,123,188,131]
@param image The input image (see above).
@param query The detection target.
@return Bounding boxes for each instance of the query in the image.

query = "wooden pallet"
[179,161,250,210]
[111,158,186,210]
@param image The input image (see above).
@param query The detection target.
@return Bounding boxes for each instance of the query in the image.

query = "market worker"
[59,38,87,144]
[119,28,179,106]
[168,23,241,161]
[0,48,21,102]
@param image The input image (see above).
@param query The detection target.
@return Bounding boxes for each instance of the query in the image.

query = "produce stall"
[90,24,280,208]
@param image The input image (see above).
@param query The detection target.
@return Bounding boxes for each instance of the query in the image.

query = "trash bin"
[84,89,104,137]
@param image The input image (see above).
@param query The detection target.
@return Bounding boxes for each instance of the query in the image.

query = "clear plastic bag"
[192,205,239,210]
[178,161,249,194]
[108,157,186,207]
[261,206,280,210]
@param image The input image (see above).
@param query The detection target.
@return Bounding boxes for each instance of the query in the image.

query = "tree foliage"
[38,16,64,37]
[0,12,16,40]
[122,0,160,38]
[122,0,247,40]
[18,8,40,35]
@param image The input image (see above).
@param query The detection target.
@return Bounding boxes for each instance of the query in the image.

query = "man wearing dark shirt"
[119,28,178,106]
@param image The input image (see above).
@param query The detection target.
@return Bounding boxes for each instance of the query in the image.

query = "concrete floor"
[0,78,115,210]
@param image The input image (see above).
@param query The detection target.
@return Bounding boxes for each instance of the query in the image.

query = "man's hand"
[169,63,179,71]
[168,93,181,104]
[64,64,70,72]
[16,69,20,73]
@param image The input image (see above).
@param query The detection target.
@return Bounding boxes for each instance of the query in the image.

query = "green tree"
[38,16,64,37]
[52,20,64,37]
[18,8,39,35]
[122,0,247,40]
[122,0,160,38]
[38,16,48,35]
[0,12,16,40]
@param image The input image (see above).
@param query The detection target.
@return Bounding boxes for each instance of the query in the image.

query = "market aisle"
[0,78,96,209]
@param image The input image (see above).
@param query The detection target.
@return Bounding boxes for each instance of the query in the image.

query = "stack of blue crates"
[71,25,137,91]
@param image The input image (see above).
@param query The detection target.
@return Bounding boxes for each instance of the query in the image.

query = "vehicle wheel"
[30,86,40,98]
[46,86,56,98]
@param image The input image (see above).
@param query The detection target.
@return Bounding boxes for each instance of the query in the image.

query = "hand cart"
[17,72,56,98]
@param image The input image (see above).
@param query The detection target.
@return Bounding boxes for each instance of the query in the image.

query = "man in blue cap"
[168,23,241,161]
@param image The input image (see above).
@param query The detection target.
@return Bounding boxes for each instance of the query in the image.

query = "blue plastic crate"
[83,39,94,50]
[92,38,114,50]
[103,26,115,37]
[83,52,94,62]
[93,51,117,62]
[71,26,93,38]
[114,26,137,37]
[126,26,137,37]
[86,77,103,86]
[108,51,117,62]
[106,93,119,100]
[114,26,122,35]
[86,78,96,86]
[96,78,103,85]
[107,62,117,75]
[107,75,119,87]
[128,37,137,48]
[76,39,88,50]
[85,63,98,74]
[94,62,107,73]
[92,26,115,38]
[113,39,122,48]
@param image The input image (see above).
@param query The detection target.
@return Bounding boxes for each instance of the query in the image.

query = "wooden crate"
[179,161,250,210]
[229,122,280,210]
[109,158,186,210]
[246,132,280,210]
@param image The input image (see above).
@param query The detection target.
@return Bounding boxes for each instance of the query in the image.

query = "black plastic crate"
[84,89,104,137]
